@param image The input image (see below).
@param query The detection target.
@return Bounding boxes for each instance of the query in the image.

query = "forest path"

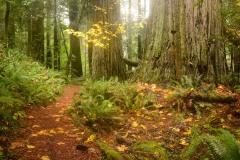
[12,85,99,160]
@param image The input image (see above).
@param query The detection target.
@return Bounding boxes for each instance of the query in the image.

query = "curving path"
[12,86,100,160]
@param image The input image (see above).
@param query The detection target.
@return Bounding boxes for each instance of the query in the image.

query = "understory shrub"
[182,127,240,160]
[0,49,65,133]
[71,78,155,127]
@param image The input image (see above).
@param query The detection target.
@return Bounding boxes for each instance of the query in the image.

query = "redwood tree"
[69,0,83,77]
[92,0,126,80]
[29,0,44,62]
[137,0,226,83]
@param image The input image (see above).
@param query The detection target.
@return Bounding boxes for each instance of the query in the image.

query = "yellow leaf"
[49,130,56,134]
[140,124,147,130]
[117,145,128,152]
[172,128,180,132]
[132,121,139,128]
[179,138,189,146]
[57,127,64,131]
[84,135,95,144]
[55,118,60,122]
[131,117,135,121]
[57,142,65,145]
[28,116,34,119]
[26,145,35,149]
[182,129,192,135]
[122,132,129,139]
[31,134,38,137]
[162,117,166,120]
[136,111,141,117]
[32,125,40,128]
[184,118,192,122]
[159,111,164,114]
[41,156,50,160]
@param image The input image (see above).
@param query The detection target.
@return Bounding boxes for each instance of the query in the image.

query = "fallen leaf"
[117,145,128,152]
[184,118,192,122]
[49,130,56,134]
[172,128,180,132]
[182,129,192,135]
[132,121,139,127]
[136,111,141,117]
[41,156,50,160]
[26,145,35,149]
[31,134,38,137]
[57,142,65,145]
[28,116,34,119]
[32,125,40,128]
[140,124,147,130]
[122,132,129,138]
[84,135,95,144]
[55,118,60,122]
[179,138,189,146]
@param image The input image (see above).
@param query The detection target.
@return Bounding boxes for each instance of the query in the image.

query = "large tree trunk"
[127,0,133,71]
[30,0,44,62]
[4,1,10,48]
[54,0,60,70]
[92,0,126,80]
[69,0,83,77]
[137,0,225,83]
[46,0,52,68]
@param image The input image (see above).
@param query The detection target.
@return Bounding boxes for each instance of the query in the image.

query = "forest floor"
[9,84,240,160]
[10,85,101,160]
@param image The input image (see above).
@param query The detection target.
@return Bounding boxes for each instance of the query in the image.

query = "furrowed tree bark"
[92,0,126,80]
[30,0,44,62]
[69,0,83,77]
[137,0,225,83]
[46,0,52,69]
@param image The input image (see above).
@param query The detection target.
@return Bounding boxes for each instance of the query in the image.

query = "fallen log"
[189,92,237,103]
[123,58,139,67]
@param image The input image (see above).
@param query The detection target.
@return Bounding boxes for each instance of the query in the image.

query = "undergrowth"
[183,126,240,160]
[0,49,65,133]
[70,78,156,128]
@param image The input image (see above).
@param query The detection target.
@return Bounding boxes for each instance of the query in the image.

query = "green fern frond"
[132,141,169,160]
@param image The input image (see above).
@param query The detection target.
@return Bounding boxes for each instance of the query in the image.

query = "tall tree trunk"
[30,0,44,62]
[27,5,32,57]
[137,0,225,83]
[46,0,52,68]
[69,0,83,77]
[54,0,60,70]
[127,0,133,70]
[4,1,10,48]
[92,0,126,80]
[137,0,142,59]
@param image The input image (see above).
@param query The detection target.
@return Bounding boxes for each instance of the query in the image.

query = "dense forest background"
[1,0,240,83]
[1,0,240,159]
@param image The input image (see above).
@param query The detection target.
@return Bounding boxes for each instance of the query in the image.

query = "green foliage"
[132,141,169,160]
[165,75,215,113]
[183,128,240,160]
[97,141,124,160]
[0,49,65,133]
[71,78,155,127]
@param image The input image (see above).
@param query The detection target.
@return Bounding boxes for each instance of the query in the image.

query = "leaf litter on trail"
[26,145,35,149]
[41,156,50,160]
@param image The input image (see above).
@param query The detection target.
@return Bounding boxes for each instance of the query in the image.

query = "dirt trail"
[12,86,99,160]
